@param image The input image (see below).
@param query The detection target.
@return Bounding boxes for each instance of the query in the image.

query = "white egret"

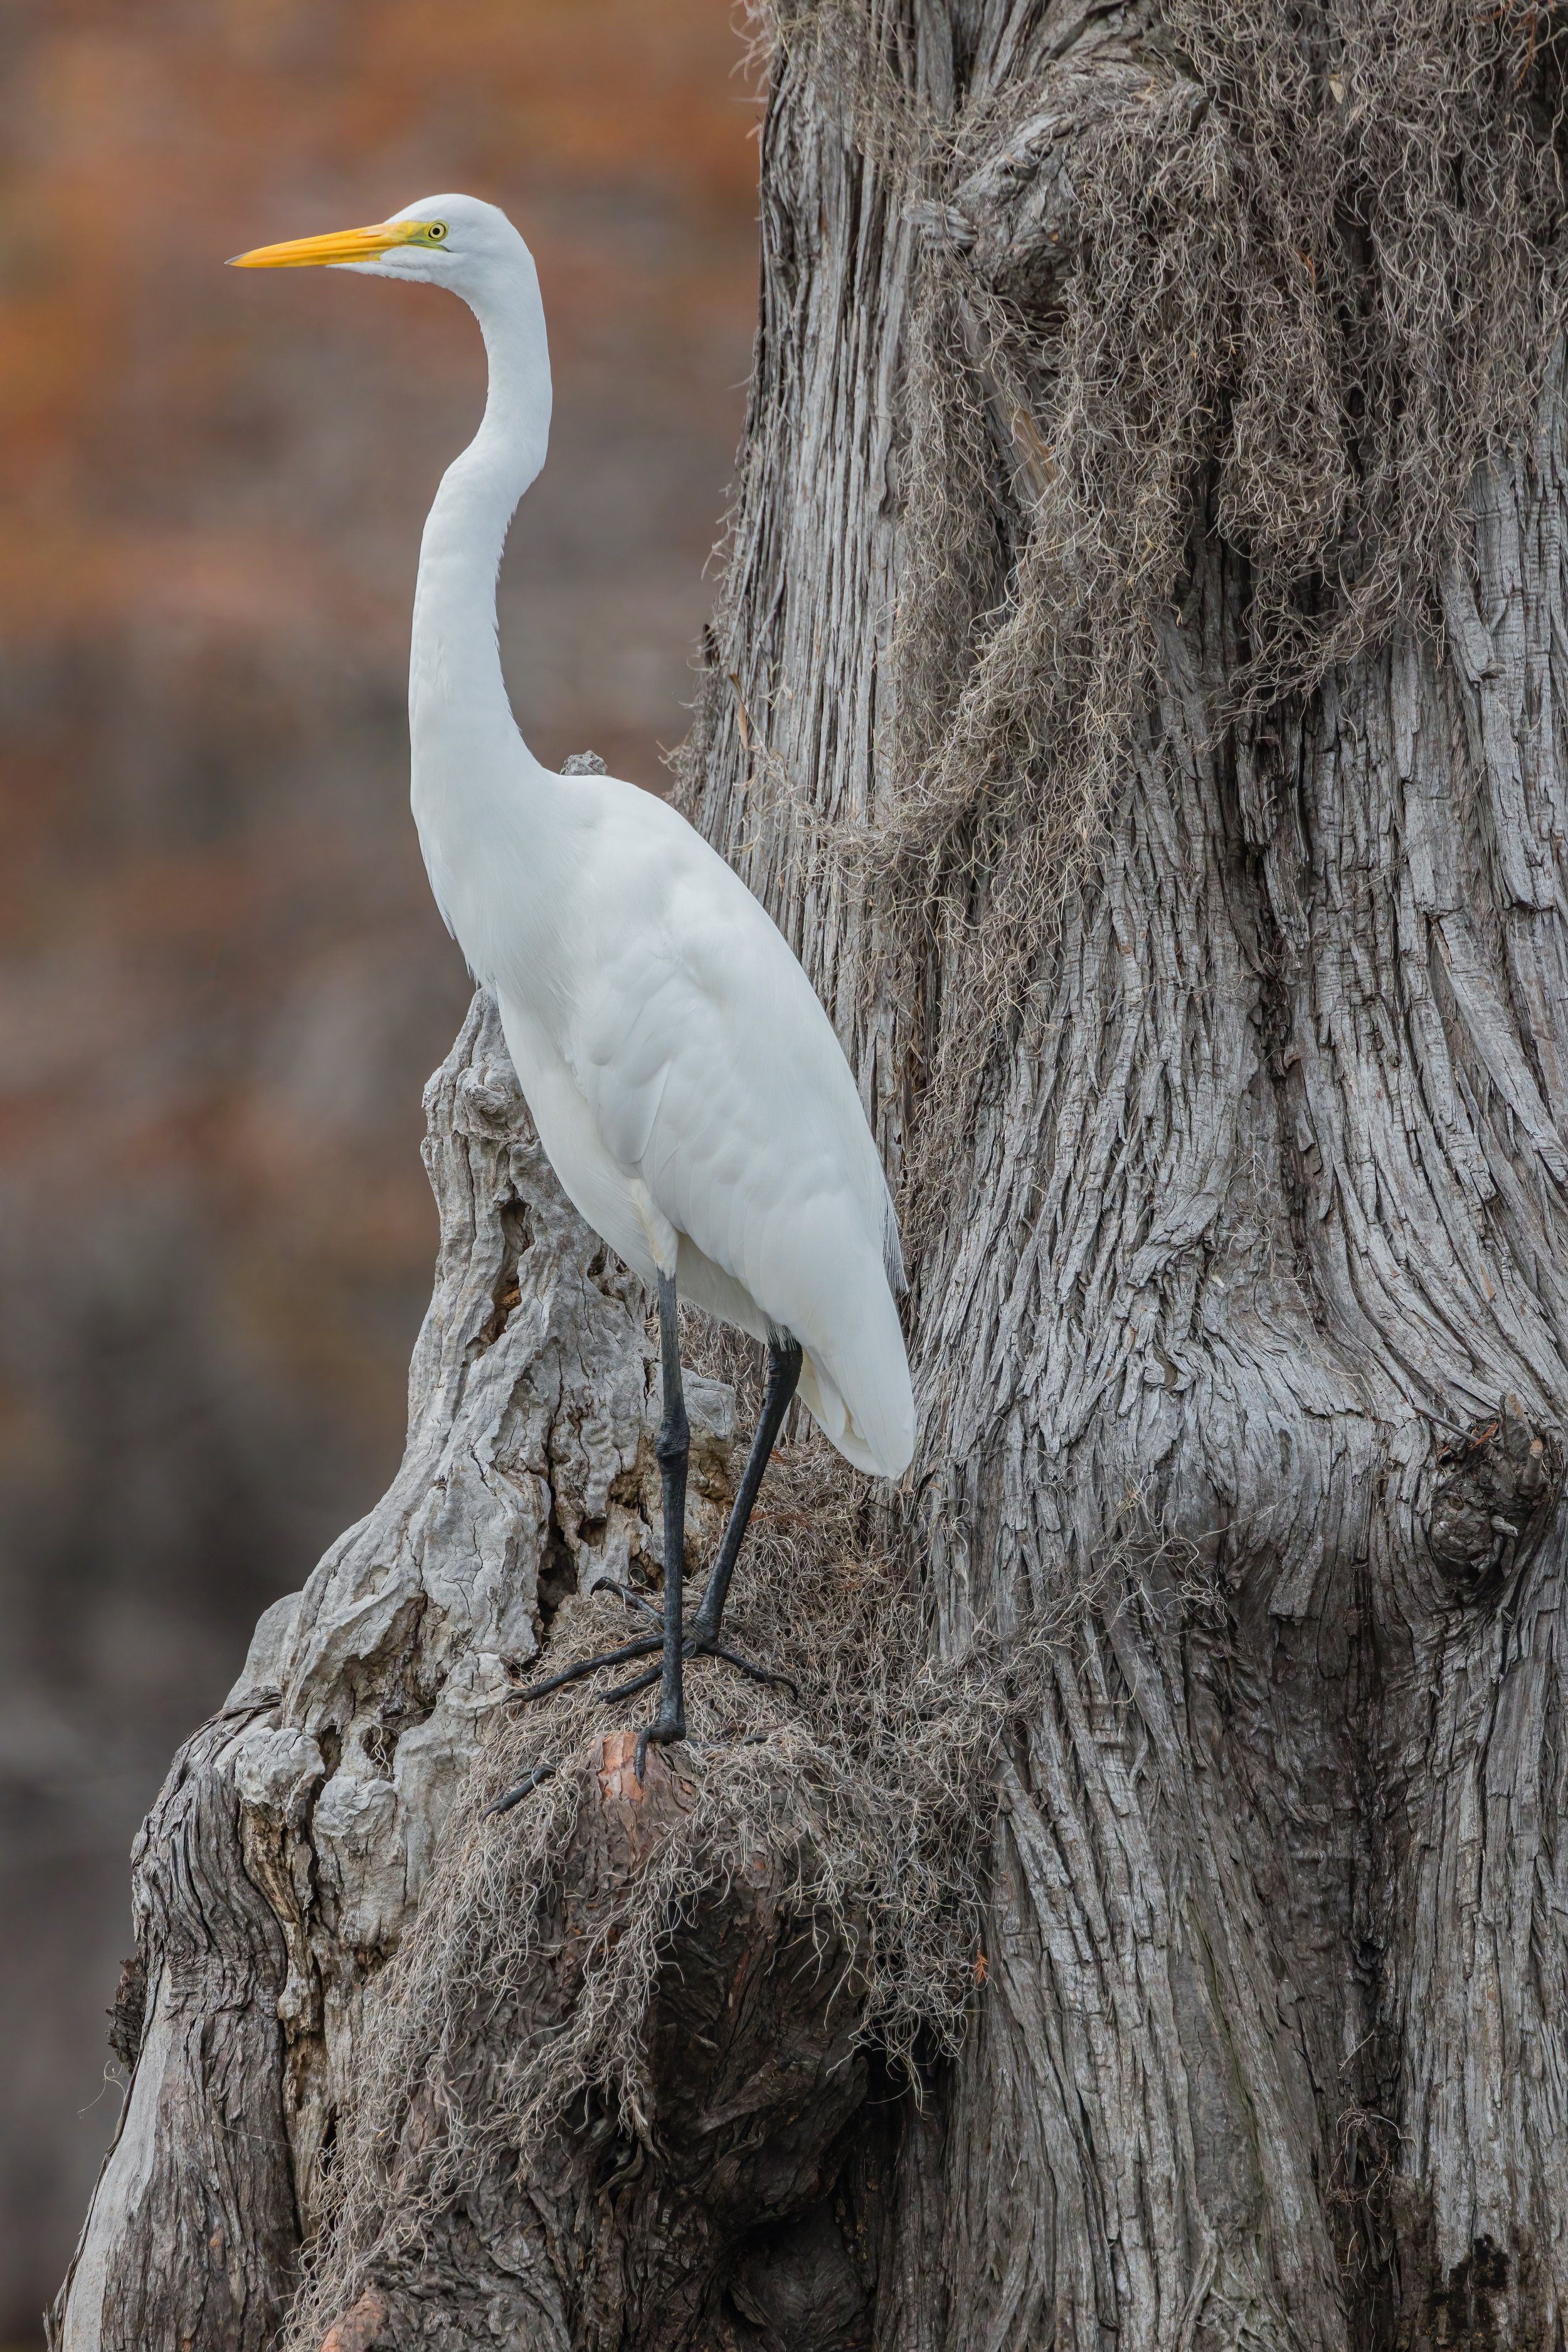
[231,195,914,1771]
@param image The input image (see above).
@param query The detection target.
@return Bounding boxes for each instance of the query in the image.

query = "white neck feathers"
[409,249,552,761]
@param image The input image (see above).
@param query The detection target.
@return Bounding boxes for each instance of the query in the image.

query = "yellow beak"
[228,220,430,269]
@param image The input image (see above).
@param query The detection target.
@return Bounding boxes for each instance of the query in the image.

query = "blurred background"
[0,1,757,2329]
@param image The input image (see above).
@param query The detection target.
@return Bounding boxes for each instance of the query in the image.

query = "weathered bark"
[681,14,1568,2345]
[53,6,1568,2349]
[53,993,887,2352]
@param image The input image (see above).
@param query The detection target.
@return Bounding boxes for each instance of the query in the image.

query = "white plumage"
[232,192,914,1484]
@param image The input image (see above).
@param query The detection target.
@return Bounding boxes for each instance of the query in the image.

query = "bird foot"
[482,1760,559,1818]
[508,1591,798,1715]
[490,1608,797,1816]
[509,1630,664,1708]
[683,1624,798,1698]
[634,1705,686,1782]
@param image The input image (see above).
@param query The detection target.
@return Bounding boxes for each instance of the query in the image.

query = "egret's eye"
[425,221,448,244]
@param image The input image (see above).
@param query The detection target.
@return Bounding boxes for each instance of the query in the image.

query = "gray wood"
[51,995,876,2352]
[51,4,1568,2346]
[688,11,1568,2348]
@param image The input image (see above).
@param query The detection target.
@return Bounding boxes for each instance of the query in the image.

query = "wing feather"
[494,779,914,1476]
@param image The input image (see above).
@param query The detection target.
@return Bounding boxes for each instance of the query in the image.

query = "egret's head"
[229,192,526,301]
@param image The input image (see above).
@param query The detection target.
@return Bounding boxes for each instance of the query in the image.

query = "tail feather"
[796,1292,914,1478]
[797,1354,889,1476]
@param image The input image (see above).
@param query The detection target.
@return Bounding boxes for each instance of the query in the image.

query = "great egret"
[231,194,914,1771]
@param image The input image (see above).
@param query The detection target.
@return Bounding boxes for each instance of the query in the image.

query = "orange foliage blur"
[0,4,758,2331]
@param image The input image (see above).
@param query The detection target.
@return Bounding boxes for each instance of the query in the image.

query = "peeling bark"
[52,6,1568,2349]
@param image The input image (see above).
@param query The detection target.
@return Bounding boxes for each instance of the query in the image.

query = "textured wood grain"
[685,10,1568,2348]
[51,997,877,2352]
[50,995,654,2344]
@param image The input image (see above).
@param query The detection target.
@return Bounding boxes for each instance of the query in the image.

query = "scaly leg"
[496,1315,800,1810]
[634,1269,689,1778]
[687,1331,802,1651]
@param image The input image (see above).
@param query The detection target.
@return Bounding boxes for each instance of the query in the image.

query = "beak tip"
[222,223,410,273]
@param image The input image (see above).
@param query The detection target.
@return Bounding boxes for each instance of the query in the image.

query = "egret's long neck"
[410,254,551,769]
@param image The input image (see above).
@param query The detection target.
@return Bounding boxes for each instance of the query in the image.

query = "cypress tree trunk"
[53,6,1568,2349]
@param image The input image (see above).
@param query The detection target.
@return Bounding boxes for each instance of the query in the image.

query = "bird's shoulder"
[569,779,795,998]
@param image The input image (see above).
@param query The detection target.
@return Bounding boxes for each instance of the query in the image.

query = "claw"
[635,1710,685,1783]
[685,1629,797,1699]
[483,1761,559,1817]
[511,1633,662,1706]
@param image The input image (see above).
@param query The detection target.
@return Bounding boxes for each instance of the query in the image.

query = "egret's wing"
[563,800,913,1474]
[573,843,890,1271]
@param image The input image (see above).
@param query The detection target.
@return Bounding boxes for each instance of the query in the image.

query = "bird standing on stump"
[231,194,914,1773]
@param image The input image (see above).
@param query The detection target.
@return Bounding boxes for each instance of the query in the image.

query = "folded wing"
[569,798,914,1478]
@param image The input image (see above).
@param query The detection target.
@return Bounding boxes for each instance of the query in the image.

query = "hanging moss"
[744,0,1568,1227]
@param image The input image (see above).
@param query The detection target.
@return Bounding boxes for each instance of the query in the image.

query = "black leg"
[687,1332,802,1648]
[494,1310,800,1818]
[635,1268,689,1779]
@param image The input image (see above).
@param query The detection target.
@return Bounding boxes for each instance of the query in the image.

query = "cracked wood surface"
[53,997,862,2352]
[50,998,706,2345]
[684,10,1568,2347]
